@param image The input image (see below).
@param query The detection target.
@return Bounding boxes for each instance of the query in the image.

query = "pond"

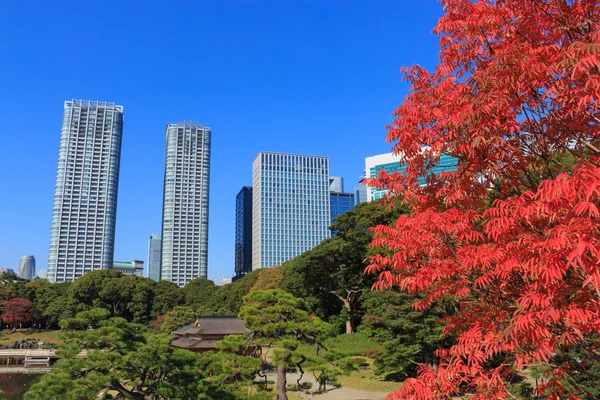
[0,373,42,399]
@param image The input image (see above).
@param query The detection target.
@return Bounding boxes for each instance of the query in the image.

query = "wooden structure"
[170,316,250,353]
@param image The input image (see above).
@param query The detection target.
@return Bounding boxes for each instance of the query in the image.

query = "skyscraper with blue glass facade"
[329,176,354,235]
[48,100,124,283]
[252,153,331,270]
[234,186,253,281]
[365,152,458,201]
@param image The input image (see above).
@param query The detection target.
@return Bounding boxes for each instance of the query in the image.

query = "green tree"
[182,278,218,310]
[362,290,452,378]
[206,270,262,315]
[160,306,196,333]
[67,270,156,323]
[280,200,408,333]
[26,310,203,400]
[197,334,271,400]
[151,280,184,317]
[239,290,330,400]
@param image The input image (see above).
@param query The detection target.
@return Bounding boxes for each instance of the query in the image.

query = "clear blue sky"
[0,1,442,282]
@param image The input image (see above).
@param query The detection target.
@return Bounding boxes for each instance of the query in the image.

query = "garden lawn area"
[336,359,402,393]
[0,330,63,346]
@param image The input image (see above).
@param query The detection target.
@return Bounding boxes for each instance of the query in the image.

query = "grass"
[0,330,63,346]
[323,333,382,357]
[336,359,403,393]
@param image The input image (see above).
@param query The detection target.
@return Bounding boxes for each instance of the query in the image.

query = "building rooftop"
[172,316,248,336]
[113,261,143,270]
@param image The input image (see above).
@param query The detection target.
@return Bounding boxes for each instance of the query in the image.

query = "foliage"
[250,267,282,292]
[197,334,272,400]
[240,290,332,400]
[361,290,451,377]
[2,297,35,327]
[160,306,196,334]
[366,1,600,398]
[151,280,184,317]
[26,311,203,400]
[207,270,262,315]
[280,200,408,333]
[66,270,156,323]
[182,278,218,311]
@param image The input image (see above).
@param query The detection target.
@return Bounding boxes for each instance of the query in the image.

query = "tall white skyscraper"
[252,152,331,270]
[160,122,211,286]
[48,100,124,283]
[147,232,161,281]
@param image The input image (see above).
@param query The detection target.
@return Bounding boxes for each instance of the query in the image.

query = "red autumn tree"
[366,1,600,399]
[2,298,35,328]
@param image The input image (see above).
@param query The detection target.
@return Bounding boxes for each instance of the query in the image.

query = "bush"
[324,334,382,357]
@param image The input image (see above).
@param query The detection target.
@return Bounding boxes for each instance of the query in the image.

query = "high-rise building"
[113,260,144,277]
[330,192,355,225]
[354,176,368,206]
[18,256,35,281]
[252,152,331,270]
[234,187,252,281]
[48,100,124,283]
[365,152,458,201]
[147,232,161,281]
[329,176,344,193]
[329,177,354,235]
[161,121,211,287]
[38,270,48,280]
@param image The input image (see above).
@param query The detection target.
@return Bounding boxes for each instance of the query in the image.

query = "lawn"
[336,359,402,393]
[0,330,63,346]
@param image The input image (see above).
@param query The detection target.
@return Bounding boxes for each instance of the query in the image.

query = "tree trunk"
[276,364,288,400]
[332,293,355,334]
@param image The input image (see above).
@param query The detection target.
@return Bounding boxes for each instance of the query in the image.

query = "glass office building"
[48,100,124,283]
[234,186,253,281]
[354,176,368,206]
[18,256,35,281]
[365,152,458,201]
[330,192,354,233]
[161,122,211,287]
[147,232,161,281]
[328,176,355,234]
[252,153,330,270]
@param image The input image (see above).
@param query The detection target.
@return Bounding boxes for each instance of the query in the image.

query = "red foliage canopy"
[2,297,35,326]
[367,1,600,399]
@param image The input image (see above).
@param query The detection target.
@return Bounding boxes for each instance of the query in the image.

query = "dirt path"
[268,372,390,400]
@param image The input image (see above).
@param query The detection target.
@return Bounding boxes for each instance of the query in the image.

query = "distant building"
[365,152,458,201]
[48,100,124,282]
[37,270,48,280]
[170,316,249,353]
[234,187,252,281]
[330,192,355,226]
[147,233,161,281]
[329,177,355,235]
[161,122,211,287]
[113,260,144,277]
[354,176,368,206]
[252,153,331,270]
[329,176,344,193]
[219,278,232,286]
[0,268,15,275]
[18,256,35,281]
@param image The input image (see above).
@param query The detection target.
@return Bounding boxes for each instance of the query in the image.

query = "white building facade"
[48,100,124,282]
[160,122,211,286]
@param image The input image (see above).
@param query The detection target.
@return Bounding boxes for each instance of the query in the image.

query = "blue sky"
[0,1,443,282]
